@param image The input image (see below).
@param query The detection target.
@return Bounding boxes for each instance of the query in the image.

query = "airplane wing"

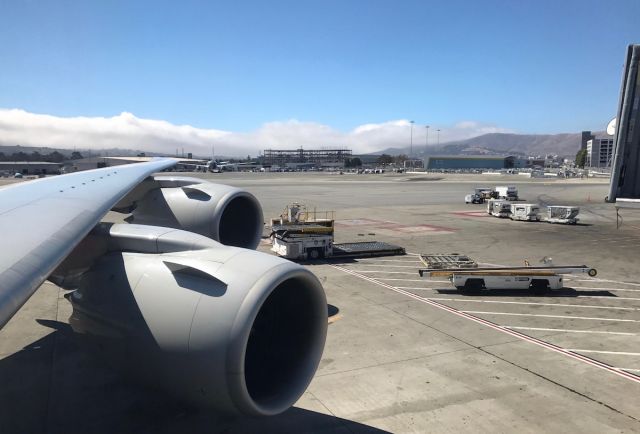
[0,157,327,416]
[0,158,176,328]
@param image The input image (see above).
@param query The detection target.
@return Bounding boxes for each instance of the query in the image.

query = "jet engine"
[114,176,263,249]
[65,224,327,416]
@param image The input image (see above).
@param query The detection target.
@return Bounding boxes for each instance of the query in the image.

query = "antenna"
[607,118,616,136]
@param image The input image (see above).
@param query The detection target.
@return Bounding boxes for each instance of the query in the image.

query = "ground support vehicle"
[271,227,333,260]
[475,187,497,200]
[510,203,541,221]
[546,206,580,224]
[420,253,478,269]
[487,199,512,217]
[418,255,597,295]
[271,229,405,260]
[465,193,484,204]
[270,203,405,260]
[331,241,405,259]
[495,185,519,201]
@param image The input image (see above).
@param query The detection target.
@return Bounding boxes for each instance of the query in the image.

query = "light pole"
[437,129,441,147]
[425,125,430,171]
[409,120,414,169]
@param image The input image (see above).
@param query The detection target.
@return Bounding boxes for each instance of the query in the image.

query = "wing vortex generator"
[51,175,328,416]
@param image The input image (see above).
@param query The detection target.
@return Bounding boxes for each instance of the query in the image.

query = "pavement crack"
[381,300,640,424]
[316,348,472,378]
[477,346,640,423]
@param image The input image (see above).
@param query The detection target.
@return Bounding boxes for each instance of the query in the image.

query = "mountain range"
[374,132,606,158]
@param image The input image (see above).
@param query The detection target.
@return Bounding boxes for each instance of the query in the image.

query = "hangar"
[426,155,517,170]
[0,161,63,176]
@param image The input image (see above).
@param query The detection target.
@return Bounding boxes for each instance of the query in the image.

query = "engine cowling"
[66,224,327,416]
[123,176,263,249]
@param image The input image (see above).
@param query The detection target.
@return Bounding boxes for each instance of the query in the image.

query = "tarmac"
[1,171,639,433]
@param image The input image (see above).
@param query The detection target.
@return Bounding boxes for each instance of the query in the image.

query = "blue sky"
[0,0,639,155]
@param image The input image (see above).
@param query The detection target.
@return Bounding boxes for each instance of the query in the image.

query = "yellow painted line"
[328,314,343,324]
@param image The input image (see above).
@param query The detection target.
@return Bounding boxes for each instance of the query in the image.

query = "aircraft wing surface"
[0,158,176,328]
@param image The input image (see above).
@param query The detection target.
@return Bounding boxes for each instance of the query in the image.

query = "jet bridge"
[608,44,640,208]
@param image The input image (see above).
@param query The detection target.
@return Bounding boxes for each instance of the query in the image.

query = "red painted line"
[331,264,640,384]
[451,211,491,218]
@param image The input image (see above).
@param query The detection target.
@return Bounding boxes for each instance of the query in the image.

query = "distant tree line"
[343,157,362,168]
[575,149,587,168]
[0,150,83,162]
[375,154,410,166]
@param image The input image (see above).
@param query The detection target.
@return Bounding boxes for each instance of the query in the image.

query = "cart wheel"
[309,249,320,260]
[588,268,597,277]
[530,279,548,296]
[463,279,484,294]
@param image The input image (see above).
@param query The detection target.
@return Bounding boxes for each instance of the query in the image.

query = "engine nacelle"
[66,224,327,416]
[117,176,263,249]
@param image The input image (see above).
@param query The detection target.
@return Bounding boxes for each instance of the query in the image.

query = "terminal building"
[425,155,518,170]
[68,156,207,172]
[586,135,614,168]
[262,148,352,169]
[0,161,63,176]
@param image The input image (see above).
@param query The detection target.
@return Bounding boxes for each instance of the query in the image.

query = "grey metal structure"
[0,159,327,416]
[608,44,640,205]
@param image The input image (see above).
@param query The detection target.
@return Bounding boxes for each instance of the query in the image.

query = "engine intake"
[116,176,263,249]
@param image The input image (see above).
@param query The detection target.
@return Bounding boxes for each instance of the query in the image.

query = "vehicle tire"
[308,249,320,260]
[530,279,548,296]
[463,279,484,294]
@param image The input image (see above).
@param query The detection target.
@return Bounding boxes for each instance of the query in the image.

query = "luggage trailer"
[418,257,597,294]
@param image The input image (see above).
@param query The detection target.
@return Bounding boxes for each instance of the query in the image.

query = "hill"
[375,132,605,158]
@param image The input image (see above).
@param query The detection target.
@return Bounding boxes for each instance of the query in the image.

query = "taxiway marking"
[568,349,640,356]
[345,270,419,275]
[567,286,640,293]
[376,277,451,283]
[391,286,640,302]
[376,277,424,282]
[331,264,640,383]
[423,297,639,311]
[346,264,422,269]
[461,311,640,323]
[503,326,636,336]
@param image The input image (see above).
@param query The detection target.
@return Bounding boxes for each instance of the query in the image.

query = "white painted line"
[572,278,640,287]
[462,311,640,323]
[394,286,640,302]
[423,297,639,311]
[579,295,640,301]
[343,270,418,275]
[355,258,423,263]
[503,326,636,336]
[567,286,640,293]
[376,278,451,284]
[396,286,444,290]
[330,264,640,384]
[568,349,640,356]
[346,264,420,268]
[620,368,640,373]
[375,278,427,283]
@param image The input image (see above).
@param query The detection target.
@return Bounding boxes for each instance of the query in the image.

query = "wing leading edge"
[0,158,177,328]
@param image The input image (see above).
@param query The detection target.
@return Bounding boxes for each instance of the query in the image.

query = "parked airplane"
[0,158,327,416]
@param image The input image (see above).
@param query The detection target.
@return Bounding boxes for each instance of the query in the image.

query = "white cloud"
[0,108,513,156]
